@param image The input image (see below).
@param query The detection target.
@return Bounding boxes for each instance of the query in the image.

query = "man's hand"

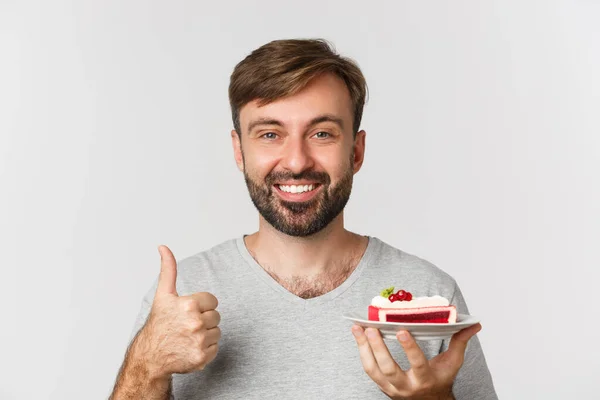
[351,323,482,400]
[110,245,221,399]
[136,245,222,378]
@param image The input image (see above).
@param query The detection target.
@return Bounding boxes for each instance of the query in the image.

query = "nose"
[280,136,315,174]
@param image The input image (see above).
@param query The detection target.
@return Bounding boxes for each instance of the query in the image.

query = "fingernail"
[397,330,409,342]
[351,326,363,338]
[366,328,377,338]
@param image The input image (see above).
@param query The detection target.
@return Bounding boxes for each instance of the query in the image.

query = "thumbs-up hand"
[134,245,221,379]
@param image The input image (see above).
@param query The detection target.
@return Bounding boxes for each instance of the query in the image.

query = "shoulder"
[178,238,241,268]
[173,237,245,295]
[364,237,458,295]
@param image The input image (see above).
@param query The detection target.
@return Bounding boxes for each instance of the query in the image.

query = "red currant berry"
[396,290,406,301]
[388,294,397,302]
[405,292,413,301]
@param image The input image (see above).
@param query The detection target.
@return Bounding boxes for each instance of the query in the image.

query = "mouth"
[273,183,322,202]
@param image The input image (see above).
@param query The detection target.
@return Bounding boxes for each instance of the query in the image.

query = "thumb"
[156,245,178,296]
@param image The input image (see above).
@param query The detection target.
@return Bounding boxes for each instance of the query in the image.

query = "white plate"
[343,312,480,341]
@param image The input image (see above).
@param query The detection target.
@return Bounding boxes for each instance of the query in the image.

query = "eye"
[261,132,278,140]
[314,131,331,139]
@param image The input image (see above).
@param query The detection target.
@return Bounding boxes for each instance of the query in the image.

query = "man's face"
[232,73,366,237]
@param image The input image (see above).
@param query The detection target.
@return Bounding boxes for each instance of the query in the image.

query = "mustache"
[265,170,331,186]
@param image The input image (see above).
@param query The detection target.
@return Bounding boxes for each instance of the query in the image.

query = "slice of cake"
[368,287,457,323]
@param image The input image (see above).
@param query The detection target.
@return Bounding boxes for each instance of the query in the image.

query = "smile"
[276,184,317,194]
[273,183,322,202]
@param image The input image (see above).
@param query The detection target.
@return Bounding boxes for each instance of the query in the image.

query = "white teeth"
[279,184,315,193]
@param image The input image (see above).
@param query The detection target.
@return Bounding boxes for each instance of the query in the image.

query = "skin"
[351,325,482,399]
[231,73,368,292]
[109,246,221,399]
[109,73,482,399]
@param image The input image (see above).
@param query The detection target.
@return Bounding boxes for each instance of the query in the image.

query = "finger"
[190,292,219,312]
[396,330,431,380]
[197,343,219,370]
[156,245,178,296]
[365,328,407,385]
[446,323,482,365]
[202,326,222,347]
[351,326,391,389]
[201,310,221,329]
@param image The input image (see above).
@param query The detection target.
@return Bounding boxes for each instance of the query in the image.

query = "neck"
[244,213,368,279]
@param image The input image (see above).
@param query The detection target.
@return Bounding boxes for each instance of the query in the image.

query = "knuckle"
[198,330,215,348]
[189,318,204,332]
[402,340,417,351]
[420,380,434,392]
[181,298,197,312]
[380,365,396,378]
[362,362,377,376]
[410,381,436,397]
[190,349,205,366]
[355,335,368,345]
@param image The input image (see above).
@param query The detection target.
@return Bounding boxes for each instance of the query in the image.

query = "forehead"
[239,73,353,132]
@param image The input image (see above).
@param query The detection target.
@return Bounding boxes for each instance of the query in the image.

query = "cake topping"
[380,287,395,297]
[380,287,414,302]
[371,290,450,309]
[393,289,412,302]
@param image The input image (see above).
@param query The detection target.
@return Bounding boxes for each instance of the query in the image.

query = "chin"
[265,209,341,238]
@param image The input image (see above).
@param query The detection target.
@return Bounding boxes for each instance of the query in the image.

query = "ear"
[352,130,366,174]
[231,130,244,172]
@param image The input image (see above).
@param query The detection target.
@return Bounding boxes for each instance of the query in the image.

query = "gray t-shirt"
[131,236,497,399]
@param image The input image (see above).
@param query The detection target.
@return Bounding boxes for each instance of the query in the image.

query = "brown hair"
[228,38,368,137]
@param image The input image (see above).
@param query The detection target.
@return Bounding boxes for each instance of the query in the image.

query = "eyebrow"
[247,114,345,134]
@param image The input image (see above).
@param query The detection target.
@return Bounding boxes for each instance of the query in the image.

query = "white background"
[1,1,598,399]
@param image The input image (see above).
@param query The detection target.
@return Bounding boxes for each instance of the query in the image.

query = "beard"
[243,156,354,237]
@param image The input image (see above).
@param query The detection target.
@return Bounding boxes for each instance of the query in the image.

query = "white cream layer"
[371,295,450,309]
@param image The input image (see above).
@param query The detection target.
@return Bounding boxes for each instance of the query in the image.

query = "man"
[110,39,497,399]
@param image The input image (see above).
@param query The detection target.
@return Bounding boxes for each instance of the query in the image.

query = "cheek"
[243,151,278,179]
[314,149,352,176]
